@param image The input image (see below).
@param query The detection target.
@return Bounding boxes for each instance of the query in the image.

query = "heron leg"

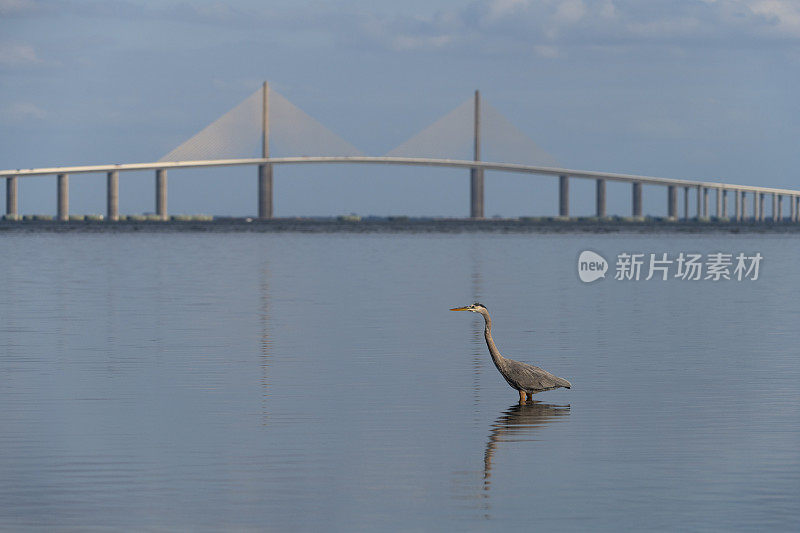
[518,390,527,403]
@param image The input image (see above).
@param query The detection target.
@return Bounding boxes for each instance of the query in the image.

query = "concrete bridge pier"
[683,186,690,220]
[6,176,17,218]
[107,171,118,221]
[57,173,68,221]
[632,182,642,218]
[559,175,569,217]
[759,192,765,222]
[716,188,722,218]
[735,191,741,221]
[753,192,759,221]
[156,169,167,221]
[775,194,781,221]
[794,196,799,222]
[596,179,606,217]
[741,192,747,220]
[258,164,273,219]
[722,190,728,218]
[668,185,677,219]
[470,167,484,218]
[696,185,702,219]
[703,187,709,218]
[753,192,761,222]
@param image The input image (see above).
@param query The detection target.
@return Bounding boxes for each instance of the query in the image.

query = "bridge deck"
[2,156,799,196]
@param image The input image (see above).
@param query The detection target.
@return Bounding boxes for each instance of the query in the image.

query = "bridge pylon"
[470,90,484,218]
[258,81,273,219]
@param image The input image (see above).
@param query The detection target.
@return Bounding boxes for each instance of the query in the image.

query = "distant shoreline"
[2,216,800,234]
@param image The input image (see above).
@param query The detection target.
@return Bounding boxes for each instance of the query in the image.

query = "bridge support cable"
[387,91,558,218]
[159,81,362,218]
[158,83,363,162]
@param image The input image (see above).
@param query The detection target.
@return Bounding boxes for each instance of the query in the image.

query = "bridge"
[2,82,799,223]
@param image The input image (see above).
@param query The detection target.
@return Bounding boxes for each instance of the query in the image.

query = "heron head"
[450,302,487,313]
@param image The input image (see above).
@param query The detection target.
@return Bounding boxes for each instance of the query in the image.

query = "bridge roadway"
[2,156,800,221]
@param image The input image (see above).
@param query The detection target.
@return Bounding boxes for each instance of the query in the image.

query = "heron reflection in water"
[451,303,571,403]
[483,402,571,490]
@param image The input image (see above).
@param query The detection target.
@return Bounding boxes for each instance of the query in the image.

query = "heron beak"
[450,306,470,311]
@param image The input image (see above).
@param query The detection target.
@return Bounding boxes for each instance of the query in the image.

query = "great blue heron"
[450,303,571,403]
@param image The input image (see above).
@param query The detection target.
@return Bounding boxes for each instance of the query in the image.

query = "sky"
[1,0,799,217]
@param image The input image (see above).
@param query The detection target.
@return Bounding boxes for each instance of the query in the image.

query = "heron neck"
[481,312,505,368]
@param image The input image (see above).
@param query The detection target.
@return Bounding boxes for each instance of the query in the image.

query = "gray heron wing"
[506,359,572,391]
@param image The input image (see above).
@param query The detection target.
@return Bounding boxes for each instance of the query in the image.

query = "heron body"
[451,303,571,403]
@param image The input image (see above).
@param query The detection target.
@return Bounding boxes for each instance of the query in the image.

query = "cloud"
[486,0,531,20]
[553,0,586,24]
[355,11,462,52]
[0,43,41,66]
[748,0,800,37]
[1,102,47,119]
[5,0,799,59]
[345,0,800,55]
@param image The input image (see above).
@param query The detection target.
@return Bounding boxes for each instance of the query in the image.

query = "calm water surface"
[1,232,799,530]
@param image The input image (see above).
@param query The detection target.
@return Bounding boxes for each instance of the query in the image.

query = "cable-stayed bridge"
[2,82,799,222]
